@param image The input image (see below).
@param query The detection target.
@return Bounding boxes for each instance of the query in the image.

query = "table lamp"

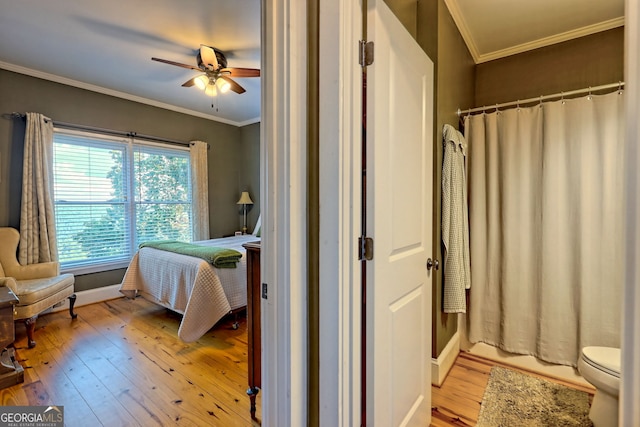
[237,191,254,234]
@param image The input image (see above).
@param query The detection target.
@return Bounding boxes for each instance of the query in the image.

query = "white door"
[366,0,434,425]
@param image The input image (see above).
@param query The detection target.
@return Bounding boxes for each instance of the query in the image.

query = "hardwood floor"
[1,297,261,427]
[2,296,594,427]
[430,352,595,426]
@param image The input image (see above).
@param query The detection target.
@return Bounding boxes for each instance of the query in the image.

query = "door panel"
[366,0,434,425]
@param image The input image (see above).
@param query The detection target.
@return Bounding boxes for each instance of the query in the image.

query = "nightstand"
[0,286,24,389]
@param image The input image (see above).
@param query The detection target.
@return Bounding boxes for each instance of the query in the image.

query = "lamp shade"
[204,83,218,97]
[237,191,253,205]
[217,79,231,93]
[194,75,209,90]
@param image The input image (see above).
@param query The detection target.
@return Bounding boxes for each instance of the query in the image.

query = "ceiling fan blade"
[152,57,201,71]
[221,67,261,78]
[182,77,197,87]
[200,45,219,70]
[220,76,246,94]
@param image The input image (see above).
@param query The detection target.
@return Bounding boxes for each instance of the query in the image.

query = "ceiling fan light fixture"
[152,45,260,97]
[204,83,218,97]
[217,79,231,93]
[194,75,209,90]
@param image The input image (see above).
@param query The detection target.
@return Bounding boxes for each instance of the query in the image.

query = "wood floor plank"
[75,301,256,426]
[107,298,251,374]
[0,382,30,407]
[5,297,260,426]
[41,321,174,426]
[81,302,253,416]
[9,296,597,427]
[46,345,141,426]
[13,345,102,426]
[97,299,252,396]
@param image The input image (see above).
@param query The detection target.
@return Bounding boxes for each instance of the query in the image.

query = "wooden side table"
[243,241,261,419]
[0,286,24,389]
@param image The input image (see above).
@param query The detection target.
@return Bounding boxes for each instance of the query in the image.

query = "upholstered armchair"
[0,227,76,348]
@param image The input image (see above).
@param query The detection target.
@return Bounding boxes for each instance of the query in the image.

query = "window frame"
[52,128,193,275]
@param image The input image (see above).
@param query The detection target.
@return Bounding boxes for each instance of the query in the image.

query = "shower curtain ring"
[561,91,565,105]
[588,86,593,100]
[618,81,623,95]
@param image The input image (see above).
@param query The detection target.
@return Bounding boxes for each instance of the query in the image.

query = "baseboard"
[462,342,592,388]
[431,331,460,386]
[49,284,123,313]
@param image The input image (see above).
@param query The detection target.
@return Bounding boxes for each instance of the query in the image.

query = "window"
[53,129,192,273]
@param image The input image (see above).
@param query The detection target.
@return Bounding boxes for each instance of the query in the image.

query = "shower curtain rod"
[8,112,199,149]
[457,81,625,116]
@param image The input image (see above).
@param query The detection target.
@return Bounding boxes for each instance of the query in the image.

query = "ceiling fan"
[152,45,260,96]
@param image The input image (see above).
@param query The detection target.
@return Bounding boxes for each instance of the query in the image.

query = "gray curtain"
[466,91,624,366]
[19,112,57,264]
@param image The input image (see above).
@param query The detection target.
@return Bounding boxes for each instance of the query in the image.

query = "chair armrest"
[5,262,60,280]
[0,277,18,295]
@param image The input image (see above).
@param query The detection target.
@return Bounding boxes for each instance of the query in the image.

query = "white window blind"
[53,129,192,273]
[133,144,192,245]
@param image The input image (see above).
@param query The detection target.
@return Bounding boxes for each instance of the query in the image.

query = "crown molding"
[0,61,260,127]
[475,16,625,64]
[443,0,480,63]
[443,0,624,64]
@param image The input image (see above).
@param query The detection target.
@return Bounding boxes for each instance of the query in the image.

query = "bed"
[119,221,261,342]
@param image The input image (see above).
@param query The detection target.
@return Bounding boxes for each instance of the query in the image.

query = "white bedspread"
[119,235,260,342]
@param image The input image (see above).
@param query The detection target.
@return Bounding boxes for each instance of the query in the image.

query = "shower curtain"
[466,91,624,367]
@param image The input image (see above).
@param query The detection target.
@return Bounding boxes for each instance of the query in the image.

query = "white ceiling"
[0,1,625,126]
[445,0,625,64]
[0,0,261,126]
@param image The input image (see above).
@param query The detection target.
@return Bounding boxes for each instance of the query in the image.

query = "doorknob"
[426,258,439,271]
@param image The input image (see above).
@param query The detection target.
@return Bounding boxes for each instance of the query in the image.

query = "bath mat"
[477,366,593,427]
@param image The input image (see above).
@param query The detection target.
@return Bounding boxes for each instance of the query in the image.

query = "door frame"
[261,0,363,425]
[260,0,309,425]
[622,1,640,426]
[317,0,364,425]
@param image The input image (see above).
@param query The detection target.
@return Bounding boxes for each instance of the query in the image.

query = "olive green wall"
[0,69,259,291]
[475,27,624,107]
[239,122,261,233]
[432,0,475,357]
[385,0,418,38]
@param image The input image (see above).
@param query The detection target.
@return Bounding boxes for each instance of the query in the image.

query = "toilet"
[578,346,621,427]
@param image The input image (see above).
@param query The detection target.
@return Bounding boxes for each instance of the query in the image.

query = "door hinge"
[359,40,374,66]
[262,283,268,299]
[358,236,374,261]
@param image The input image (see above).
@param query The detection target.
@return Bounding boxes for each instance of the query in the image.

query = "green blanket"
[139,240,242,268]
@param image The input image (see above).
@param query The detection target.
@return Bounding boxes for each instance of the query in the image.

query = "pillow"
[252,215,262,236]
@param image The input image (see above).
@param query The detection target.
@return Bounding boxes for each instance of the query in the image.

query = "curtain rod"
[457,81,625,116]
[8,112,199,148]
